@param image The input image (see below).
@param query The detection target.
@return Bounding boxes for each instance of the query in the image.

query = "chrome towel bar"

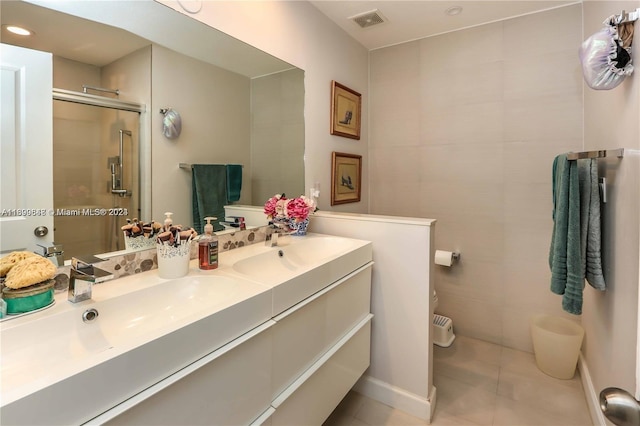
[567,148,624,160]
[178,163,244,170]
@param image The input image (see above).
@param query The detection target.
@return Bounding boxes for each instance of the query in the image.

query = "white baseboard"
[578,353,606,426]
[353,374,436,423]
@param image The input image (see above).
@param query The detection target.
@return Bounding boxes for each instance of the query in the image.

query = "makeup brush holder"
[156,242,191,279]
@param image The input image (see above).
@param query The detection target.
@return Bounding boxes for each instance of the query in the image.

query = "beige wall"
[151,44,252,227]
[251,68,305,205]
[582,0,640,403]
[369,5,584,351]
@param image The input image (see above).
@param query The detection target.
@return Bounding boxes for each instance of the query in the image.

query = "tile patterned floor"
[323,336,592,425]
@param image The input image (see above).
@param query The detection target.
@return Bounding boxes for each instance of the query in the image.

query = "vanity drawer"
[271,263,372,400]
[271,316,372,425]
[326,263,372,348]
[104,324,273,426]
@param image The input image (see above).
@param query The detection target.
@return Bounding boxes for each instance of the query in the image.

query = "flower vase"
[289,217,309,236]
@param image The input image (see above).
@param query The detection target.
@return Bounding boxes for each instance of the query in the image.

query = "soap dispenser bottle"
[163,212,173,230]
[198,217,218,270]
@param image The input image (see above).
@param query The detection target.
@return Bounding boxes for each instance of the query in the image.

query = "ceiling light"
[3,25,33,36]
[445,6,463,16]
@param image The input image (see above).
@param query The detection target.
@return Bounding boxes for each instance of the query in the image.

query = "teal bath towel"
[192,164,227,233]
[549,154,584,315]
[583,159,605,290]
[226,164,242,203]
[549,155,606,315]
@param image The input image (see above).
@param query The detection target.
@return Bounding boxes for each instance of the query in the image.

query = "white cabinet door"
[271,264,372,400]
[0,44,53,254]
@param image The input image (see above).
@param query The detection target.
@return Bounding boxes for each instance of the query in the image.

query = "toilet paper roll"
[435,250,455,267]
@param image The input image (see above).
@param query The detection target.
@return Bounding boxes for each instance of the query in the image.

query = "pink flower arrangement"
[263,193,286,219]
[264,193,317,222]
[287,196,316,222]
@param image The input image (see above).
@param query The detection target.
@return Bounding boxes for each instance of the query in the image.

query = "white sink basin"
[225,233,372,314]
[231,235,368,283]
[1,271,272,425]
[232,248,306,279]
[2,276,262,389]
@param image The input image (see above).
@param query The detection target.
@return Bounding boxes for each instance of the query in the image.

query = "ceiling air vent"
[349,9,387,29]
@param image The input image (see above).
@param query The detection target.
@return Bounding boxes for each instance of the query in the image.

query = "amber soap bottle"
[198,217,218,270]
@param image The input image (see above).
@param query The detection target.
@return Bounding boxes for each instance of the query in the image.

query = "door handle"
[33,226,48,237]
[600,387,640,426]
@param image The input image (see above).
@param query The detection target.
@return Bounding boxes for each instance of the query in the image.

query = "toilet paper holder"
[434,250,461,267]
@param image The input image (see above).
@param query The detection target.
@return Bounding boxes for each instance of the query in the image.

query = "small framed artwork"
[330,80,361,140]
[331,152,362,205]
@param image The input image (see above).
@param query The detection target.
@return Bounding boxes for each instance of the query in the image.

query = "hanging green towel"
[583,159,605,290]
[549,154,584,315]
[226,164,242,202]
[192,164,227,233]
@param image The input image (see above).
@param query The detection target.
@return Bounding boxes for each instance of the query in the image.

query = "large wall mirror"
[1,0,305,261]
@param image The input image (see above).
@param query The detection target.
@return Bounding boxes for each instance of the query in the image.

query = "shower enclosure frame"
[53,88,143,113]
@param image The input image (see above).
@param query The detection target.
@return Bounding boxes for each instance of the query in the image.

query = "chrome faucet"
[220,216,246,230]
[265,222,292,247]
[68,257,114,303]
[37,242,64,267]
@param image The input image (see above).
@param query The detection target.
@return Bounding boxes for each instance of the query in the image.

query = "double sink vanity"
[1,232,373,425]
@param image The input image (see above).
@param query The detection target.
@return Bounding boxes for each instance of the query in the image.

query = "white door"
[0,43,54,255]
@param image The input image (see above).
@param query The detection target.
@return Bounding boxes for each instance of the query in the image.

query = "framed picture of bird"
[331,152,362,205]
[330,80,361,140]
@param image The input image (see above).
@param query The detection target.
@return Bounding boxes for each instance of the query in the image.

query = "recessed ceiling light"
[445,6,463,16]
[3,25,34,36]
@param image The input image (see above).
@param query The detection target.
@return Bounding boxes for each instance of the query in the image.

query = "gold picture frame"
[331,152,362,205]
[330,81,361,140]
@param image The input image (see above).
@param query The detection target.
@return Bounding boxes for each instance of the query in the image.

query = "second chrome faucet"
[265,223,293,247]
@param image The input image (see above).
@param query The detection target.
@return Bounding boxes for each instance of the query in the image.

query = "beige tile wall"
[369,4,583,351]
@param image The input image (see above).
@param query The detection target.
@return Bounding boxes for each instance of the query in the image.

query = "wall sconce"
[160,108,182,139]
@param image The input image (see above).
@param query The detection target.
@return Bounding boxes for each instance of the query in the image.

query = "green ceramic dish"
[2,280,55,315]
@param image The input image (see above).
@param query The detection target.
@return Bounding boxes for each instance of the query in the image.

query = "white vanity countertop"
[0,232,372,411]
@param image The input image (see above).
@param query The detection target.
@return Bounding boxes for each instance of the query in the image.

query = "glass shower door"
[53,99,140,259]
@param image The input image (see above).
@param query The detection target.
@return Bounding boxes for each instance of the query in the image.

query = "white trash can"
[530,315,584,379]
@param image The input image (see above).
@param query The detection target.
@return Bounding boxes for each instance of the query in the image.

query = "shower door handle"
[111,130,132,197]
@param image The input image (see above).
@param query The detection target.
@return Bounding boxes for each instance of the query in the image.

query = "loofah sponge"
[0,251,39,277]
[4,256,57,289]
